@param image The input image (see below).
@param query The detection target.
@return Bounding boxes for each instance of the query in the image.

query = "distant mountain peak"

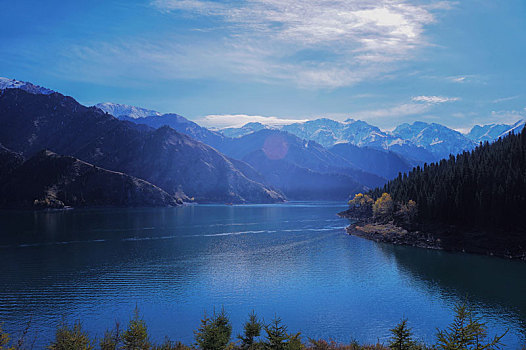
[95,102,161,119]
[0,77,54,95]
[467,119,525,143]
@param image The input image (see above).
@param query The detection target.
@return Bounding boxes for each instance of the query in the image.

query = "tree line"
[0,303,507,350]
[369,128,526,231]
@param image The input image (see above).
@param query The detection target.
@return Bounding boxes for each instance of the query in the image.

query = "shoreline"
[338,212,526,261]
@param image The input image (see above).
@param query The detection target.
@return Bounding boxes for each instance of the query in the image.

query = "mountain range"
[96,102,525,165]
[0,87,284,205]
[0,77,523,208]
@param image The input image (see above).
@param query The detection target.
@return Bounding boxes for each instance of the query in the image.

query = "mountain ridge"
[0,89,285,204]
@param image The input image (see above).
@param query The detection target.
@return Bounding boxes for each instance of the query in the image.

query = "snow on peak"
[95,102,161,119]
[0,77,54,95]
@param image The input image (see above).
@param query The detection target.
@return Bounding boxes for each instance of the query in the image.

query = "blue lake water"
[0,202,525,348]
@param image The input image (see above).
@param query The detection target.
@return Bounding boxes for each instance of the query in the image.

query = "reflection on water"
[377,243,526,340]
[0,203,524,348]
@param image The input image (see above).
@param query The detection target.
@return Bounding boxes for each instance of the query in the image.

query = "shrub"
[48,320,94,350]
[100,322,121,350]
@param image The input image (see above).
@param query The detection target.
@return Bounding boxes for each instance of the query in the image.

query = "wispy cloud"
[492,96,519,104]
[412,95,460,103]
[350,94,459,123]
[490,108,526,123]
[353,102,431,119]
[197,114,310,128]
[57,0,455,89]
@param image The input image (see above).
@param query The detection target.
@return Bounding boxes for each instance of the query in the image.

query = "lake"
[0,202,525,348]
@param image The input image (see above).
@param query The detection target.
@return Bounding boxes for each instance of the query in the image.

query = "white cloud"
[412,95,460,103]
[197,114,311,128]
[60,0,453,89]
[354,102,431,119]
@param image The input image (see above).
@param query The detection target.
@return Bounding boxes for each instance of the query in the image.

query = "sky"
[0,0,525,131]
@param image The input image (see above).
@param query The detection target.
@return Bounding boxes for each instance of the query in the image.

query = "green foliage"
[100,322,121,350]
[152,338,191,350]
[238,311,263,350]
[47,320,94,350]
[435,303,507,350]
[194,308,233,350]
[287,332,303,350]
[264,316,302,350]
[0,304,512,350]
[388,319,414,350]
[122,308,151,350]
[264,316,289,350]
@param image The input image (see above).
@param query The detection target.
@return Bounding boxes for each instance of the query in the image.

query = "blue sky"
[1,0,525,131]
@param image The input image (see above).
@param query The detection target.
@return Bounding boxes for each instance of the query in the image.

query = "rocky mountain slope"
[0,89,284,203]
[0,148,181,209]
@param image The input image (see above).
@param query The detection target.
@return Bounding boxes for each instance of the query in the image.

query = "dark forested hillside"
[0,149,182,209]
[371,128,526,231]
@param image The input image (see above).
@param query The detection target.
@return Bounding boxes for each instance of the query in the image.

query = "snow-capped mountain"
[95,102,161,119]
[281,118,401,149]
[221,122,269,138]
[0,77,54,95]
[467,120,525,143]
[392,121,476,160]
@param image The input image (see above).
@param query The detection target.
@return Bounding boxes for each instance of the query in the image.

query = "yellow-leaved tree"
[373,193,394,221]
[348,193,374,217]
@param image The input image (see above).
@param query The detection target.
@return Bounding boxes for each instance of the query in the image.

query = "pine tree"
[121,307,150,350]
[264,316,289,350]
[435,303,506,350]
[47,320,94,350]
[388,319,414,350]
[238,311,263,350]
[100,322,121,350]
[194,308,232,350]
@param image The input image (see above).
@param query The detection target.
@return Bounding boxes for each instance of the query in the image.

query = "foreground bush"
[0,303,509,350]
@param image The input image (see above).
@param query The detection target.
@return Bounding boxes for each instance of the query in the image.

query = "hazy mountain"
[0,149,182,209]
[238,149,365,200]
[224,118,493,164]
[212,129,386,200]
[282,118,398,149]
[0,89,284,204]
[114,113,225,149]
[221,122,268,138]
[95,102,161,119]
[467,120,525,143]
[329,143,412,180]
[392,121,476,160]
[227,118,435,165]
